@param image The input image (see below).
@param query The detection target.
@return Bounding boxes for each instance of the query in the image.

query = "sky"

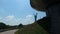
[0,0,46,26]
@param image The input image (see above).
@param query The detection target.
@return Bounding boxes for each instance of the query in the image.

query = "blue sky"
[0,0,46,26]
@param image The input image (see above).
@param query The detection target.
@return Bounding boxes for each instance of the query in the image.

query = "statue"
[34,13,38,22]
[30,0,60,34]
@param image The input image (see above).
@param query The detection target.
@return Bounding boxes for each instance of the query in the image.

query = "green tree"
[18,23,23,28]
[0,22,7,29]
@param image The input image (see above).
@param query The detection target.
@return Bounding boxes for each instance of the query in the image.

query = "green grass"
[15,23,49,34]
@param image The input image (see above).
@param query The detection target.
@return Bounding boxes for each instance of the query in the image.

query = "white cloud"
[0,15,34,25]
[26,15,33,18]
[1,15,19,26]
[5,15,14,21]
[18,15,34,25]
[26,15,34,19]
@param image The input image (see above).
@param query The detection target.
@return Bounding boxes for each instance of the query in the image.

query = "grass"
[15,23,49,34]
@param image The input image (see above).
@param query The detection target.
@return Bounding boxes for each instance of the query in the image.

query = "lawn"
[15,23,49,34]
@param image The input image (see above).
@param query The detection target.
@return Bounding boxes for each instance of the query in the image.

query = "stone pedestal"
[47,4,60,34]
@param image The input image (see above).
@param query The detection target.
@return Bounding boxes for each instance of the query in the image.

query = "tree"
[18,23,23,28]
[0,22,7,29]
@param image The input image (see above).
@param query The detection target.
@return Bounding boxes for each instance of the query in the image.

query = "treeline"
[0,22,23,30]
[0,22,7,29]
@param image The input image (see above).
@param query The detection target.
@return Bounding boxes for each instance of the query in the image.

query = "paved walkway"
[0,29,18,34]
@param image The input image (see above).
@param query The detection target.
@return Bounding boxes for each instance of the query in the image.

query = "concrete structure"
[30,0,60,34]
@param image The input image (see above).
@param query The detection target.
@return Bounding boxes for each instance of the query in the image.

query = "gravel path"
[0,29,18,34]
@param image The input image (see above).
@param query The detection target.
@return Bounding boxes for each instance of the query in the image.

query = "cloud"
[1,15,19,26]
[18,15,34,25]
[0,15,34,25]
[6,15,14,21]
[26,15,33,18]
[26,15,34,20]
